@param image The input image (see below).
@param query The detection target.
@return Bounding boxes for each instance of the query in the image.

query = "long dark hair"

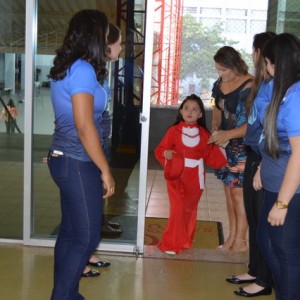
[107,23,121,45]
[247,31,276,114]
[49,9,109,83]
[263,33,300,158]
[106,23,121,58]
[7,99,16,107]
[214,46,248,75]
[173,94,209,132]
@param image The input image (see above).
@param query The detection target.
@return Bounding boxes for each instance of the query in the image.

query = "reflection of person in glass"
[0,99,19,133]
[84,23,123,277]
[47,9,115,300]
[100,23,123,235]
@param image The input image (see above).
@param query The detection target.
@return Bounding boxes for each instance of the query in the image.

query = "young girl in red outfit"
[155,94,227,255]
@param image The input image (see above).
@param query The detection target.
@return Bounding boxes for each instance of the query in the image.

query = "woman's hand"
[267,205,287,226]
[208,130,229,147]
[227,161,246,173]
[102,170,115,199]
[253,167,263,191]
[269,136,300,226]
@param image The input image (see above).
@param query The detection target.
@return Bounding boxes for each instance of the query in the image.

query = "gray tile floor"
[0,88,265,299]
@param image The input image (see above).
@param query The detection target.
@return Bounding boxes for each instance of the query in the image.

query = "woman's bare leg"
[218,185,236,249]
[229,187,248,251]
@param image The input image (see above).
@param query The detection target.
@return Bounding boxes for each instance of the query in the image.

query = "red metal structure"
[152,0,184,105]
[112,0,183,149]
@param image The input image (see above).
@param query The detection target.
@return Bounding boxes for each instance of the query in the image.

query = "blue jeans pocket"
[48,151,68,181]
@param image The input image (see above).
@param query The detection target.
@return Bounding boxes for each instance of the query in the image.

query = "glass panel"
[31,0,146,250]
[0,1,25,239]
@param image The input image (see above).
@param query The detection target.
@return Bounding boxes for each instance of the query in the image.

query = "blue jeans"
[257,190,300,300]
[243,150,272,288]
[48,151,103,300]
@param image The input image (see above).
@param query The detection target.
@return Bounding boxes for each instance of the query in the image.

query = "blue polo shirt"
[50,59,107,161]
[245,79,273,154]
[258,81,300,193]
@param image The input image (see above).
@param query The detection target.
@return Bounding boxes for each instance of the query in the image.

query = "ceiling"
[0,0,118,54]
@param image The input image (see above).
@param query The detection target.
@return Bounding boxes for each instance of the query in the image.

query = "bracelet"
[276,200,289,209]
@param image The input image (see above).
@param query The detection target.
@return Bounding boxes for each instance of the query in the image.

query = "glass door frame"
[22,0,155,254]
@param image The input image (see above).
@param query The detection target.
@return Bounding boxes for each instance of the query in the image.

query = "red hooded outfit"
[155,121,227,253]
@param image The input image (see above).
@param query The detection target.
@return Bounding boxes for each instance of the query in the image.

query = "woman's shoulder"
[240,74,254,90]
[69,59,97,83]
[284,80,300,100]
[212,78,221,88]
[290,80,300,91]
[70,59,94,74]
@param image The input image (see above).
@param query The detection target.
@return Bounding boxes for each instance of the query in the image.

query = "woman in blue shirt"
[48,10,115,300]
[228,32,275,298]
[257,33,300,300]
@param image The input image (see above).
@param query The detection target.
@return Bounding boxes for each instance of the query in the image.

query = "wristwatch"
[276,200,289,209]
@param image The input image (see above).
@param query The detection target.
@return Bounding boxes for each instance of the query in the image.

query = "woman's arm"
[72,92,115,199]
[211,107,221,133]
[267,136,300,226]
[208,123,247,146]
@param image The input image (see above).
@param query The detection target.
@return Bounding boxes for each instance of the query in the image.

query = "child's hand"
[164,150,176,160]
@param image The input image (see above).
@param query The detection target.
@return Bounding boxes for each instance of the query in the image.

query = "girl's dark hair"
[107,23,121,45]
[173,94,209,131]
[263,33,300,158]
[49,9,109,83]
[214,46,249,75]
[247,31,276,114]
[7,99,16,107]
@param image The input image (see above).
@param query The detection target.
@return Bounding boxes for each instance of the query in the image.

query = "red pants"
[158,168,204,253]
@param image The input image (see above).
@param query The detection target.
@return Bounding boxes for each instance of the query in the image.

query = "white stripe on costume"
[185,158,204,189]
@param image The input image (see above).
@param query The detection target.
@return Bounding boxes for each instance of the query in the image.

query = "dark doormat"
[143,218,248,264]
[144,218,224,249]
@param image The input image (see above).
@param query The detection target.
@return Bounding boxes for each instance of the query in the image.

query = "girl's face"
[108,35,122,61]
[265,57,275,77]
[215,63,238,82]
[180,100,202,124]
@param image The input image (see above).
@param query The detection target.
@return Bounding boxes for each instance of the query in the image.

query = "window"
[251,10,267,18]
[226,9,247,17]
[184,7,197,14]
[226,19,246,33]
[250,20,267,33]
[200,7,222,15]
[200,17,221,28]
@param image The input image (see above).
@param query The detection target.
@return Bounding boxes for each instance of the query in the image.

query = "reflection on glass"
[0,4,25,239]
[32,1,144,248]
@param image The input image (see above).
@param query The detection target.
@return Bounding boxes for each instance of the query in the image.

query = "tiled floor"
[0,149,275,299]
[0,125,271,298]
[144,168,249,264]
[0,243,275,300]
[146,169,229,228]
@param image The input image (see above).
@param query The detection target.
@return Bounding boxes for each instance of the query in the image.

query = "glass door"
[0,1,25,241]
[24,0,152,254]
